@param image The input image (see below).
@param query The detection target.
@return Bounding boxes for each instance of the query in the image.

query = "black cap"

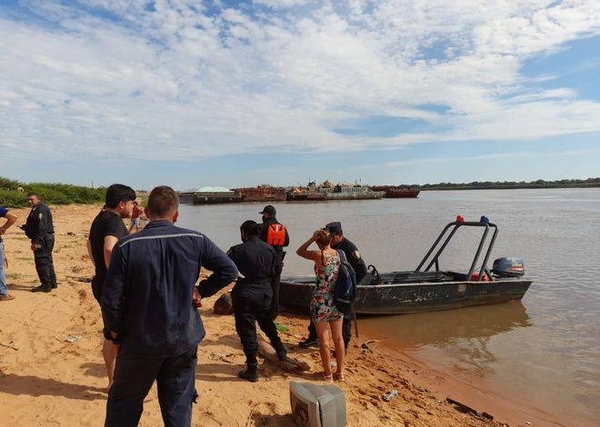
[325,221,342,235]
[259,205,276,215]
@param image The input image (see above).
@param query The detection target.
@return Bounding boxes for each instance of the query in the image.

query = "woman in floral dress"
[296,228,345,381]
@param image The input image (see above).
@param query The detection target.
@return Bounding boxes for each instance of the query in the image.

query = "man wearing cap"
[258,205,289,320]
[299,221,368,350]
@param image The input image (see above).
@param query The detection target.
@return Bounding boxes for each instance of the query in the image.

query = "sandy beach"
[0,204,536,427]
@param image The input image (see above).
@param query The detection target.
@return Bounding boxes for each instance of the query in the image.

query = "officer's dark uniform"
[102,220,238,427]
[258,205,289,319]
[228,234,287,377]
[304,222,368,348]
[23,201,57,291]
[333,236,368,283]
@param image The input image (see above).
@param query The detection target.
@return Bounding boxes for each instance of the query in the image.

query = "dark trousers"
[307,316,352,348]
[105,346,198,427]
[269,255,284,320]
[34,235,56,288]
[232,285,284,365]
[269,273,281,320]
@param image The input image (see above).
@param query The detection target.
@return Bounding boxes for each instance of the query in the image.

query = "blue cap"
[325,221,343,235]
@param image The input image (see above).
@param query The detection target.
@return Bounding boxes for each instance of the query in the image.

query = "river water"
[177,188,600,427]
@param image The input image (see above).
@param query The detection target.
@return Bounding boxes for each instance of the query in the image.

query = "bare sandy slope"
[0,204,532,427]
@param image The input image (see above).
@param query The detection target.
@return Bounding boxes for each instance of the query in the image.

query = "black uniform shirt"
[332,237,368,282]
[228,236,276,285]
[24,202,54,245]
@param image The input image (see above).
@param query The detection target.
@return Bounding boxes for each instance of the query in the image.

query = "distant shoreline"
[2,176,599,209]
[418,177,600,191]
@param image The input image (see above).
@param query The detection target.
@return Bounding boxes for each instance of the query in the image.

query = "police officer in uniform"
[21,192,57,293]
[102,186,238,427]
[258,205,289,319]
[299,221,368,350]
[228,220,287,382]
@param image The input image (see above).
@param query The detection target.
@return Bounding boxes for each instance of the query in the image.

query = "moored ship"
[178,186,243,205]
[371,185,420,198]
[321,181,384,200]
[286,181,384,201]
[285,182,327,201]
[233,185,287,202]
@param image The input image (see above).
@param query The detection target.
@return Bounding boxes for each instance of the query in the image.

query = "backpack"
[332,250,357,314]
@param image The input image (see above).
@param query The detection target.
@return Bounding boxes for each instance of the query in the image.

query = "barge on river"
[178,186,242,204]
[286,181,384,201]
[371,185,420,198]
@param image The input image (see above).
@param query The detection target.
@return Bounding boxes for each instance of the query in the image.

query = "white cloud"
[1,0,600,165]
[386,147,600,168]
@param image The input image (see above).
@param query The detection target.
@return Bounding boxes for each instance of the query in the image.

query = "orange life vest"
[266,223,286,246]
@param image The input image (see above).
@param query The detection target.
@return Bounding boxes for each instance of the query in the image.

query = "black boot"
[299,338,318,349]
[238,363,259,382]
[275,343,288,361]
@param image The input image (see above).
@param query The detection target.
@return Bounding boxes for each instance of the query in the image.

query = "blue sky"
[1,0,599,191]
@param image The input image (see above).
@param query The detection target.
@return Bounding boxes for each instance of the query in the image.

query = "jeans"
[0,242,7,296]
[105,346,198,427]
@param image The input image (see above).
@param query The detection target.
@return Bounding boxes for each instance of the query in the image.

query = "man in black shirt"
[258,205,289,319]
[87,184,136,389]
[22,193,57,293]
[228,220,287,382]
[299,221,368,350]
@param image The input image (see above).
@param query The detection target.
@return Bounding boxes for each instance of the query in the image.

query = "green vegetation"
[418,177,600,191]
[0,177,105,208]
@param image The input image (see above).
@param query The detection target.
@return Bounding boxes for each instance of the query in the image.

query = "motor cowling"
[492,257,525,278]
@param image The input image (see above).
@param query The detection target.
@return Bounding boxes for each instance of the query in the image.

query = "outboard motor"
[492,257,525,278]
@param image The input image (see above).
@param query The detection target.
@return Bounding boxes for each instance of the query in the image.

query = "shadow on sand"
[250,412,296,427]
[0,373,106,400]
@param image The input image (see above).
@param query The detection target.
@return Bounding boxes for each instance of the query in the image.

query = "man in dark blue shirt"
[102,186,238,427]
[228,220,287,382]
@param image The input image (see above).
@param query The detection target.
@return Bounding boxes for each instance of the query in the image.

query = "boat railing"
[415,218,498,282]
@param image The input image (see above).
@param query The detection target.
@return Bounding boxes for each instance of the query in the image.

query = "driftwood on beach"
[257,335,310,372]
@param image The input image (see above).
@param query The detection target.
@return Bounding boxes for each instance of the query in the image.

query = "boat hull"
[234,186,287,202]
[322,191,384,200]
[279,272,532,315]
[285,192,327,201]
[178,192,243,204]
[371,186,420,198]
